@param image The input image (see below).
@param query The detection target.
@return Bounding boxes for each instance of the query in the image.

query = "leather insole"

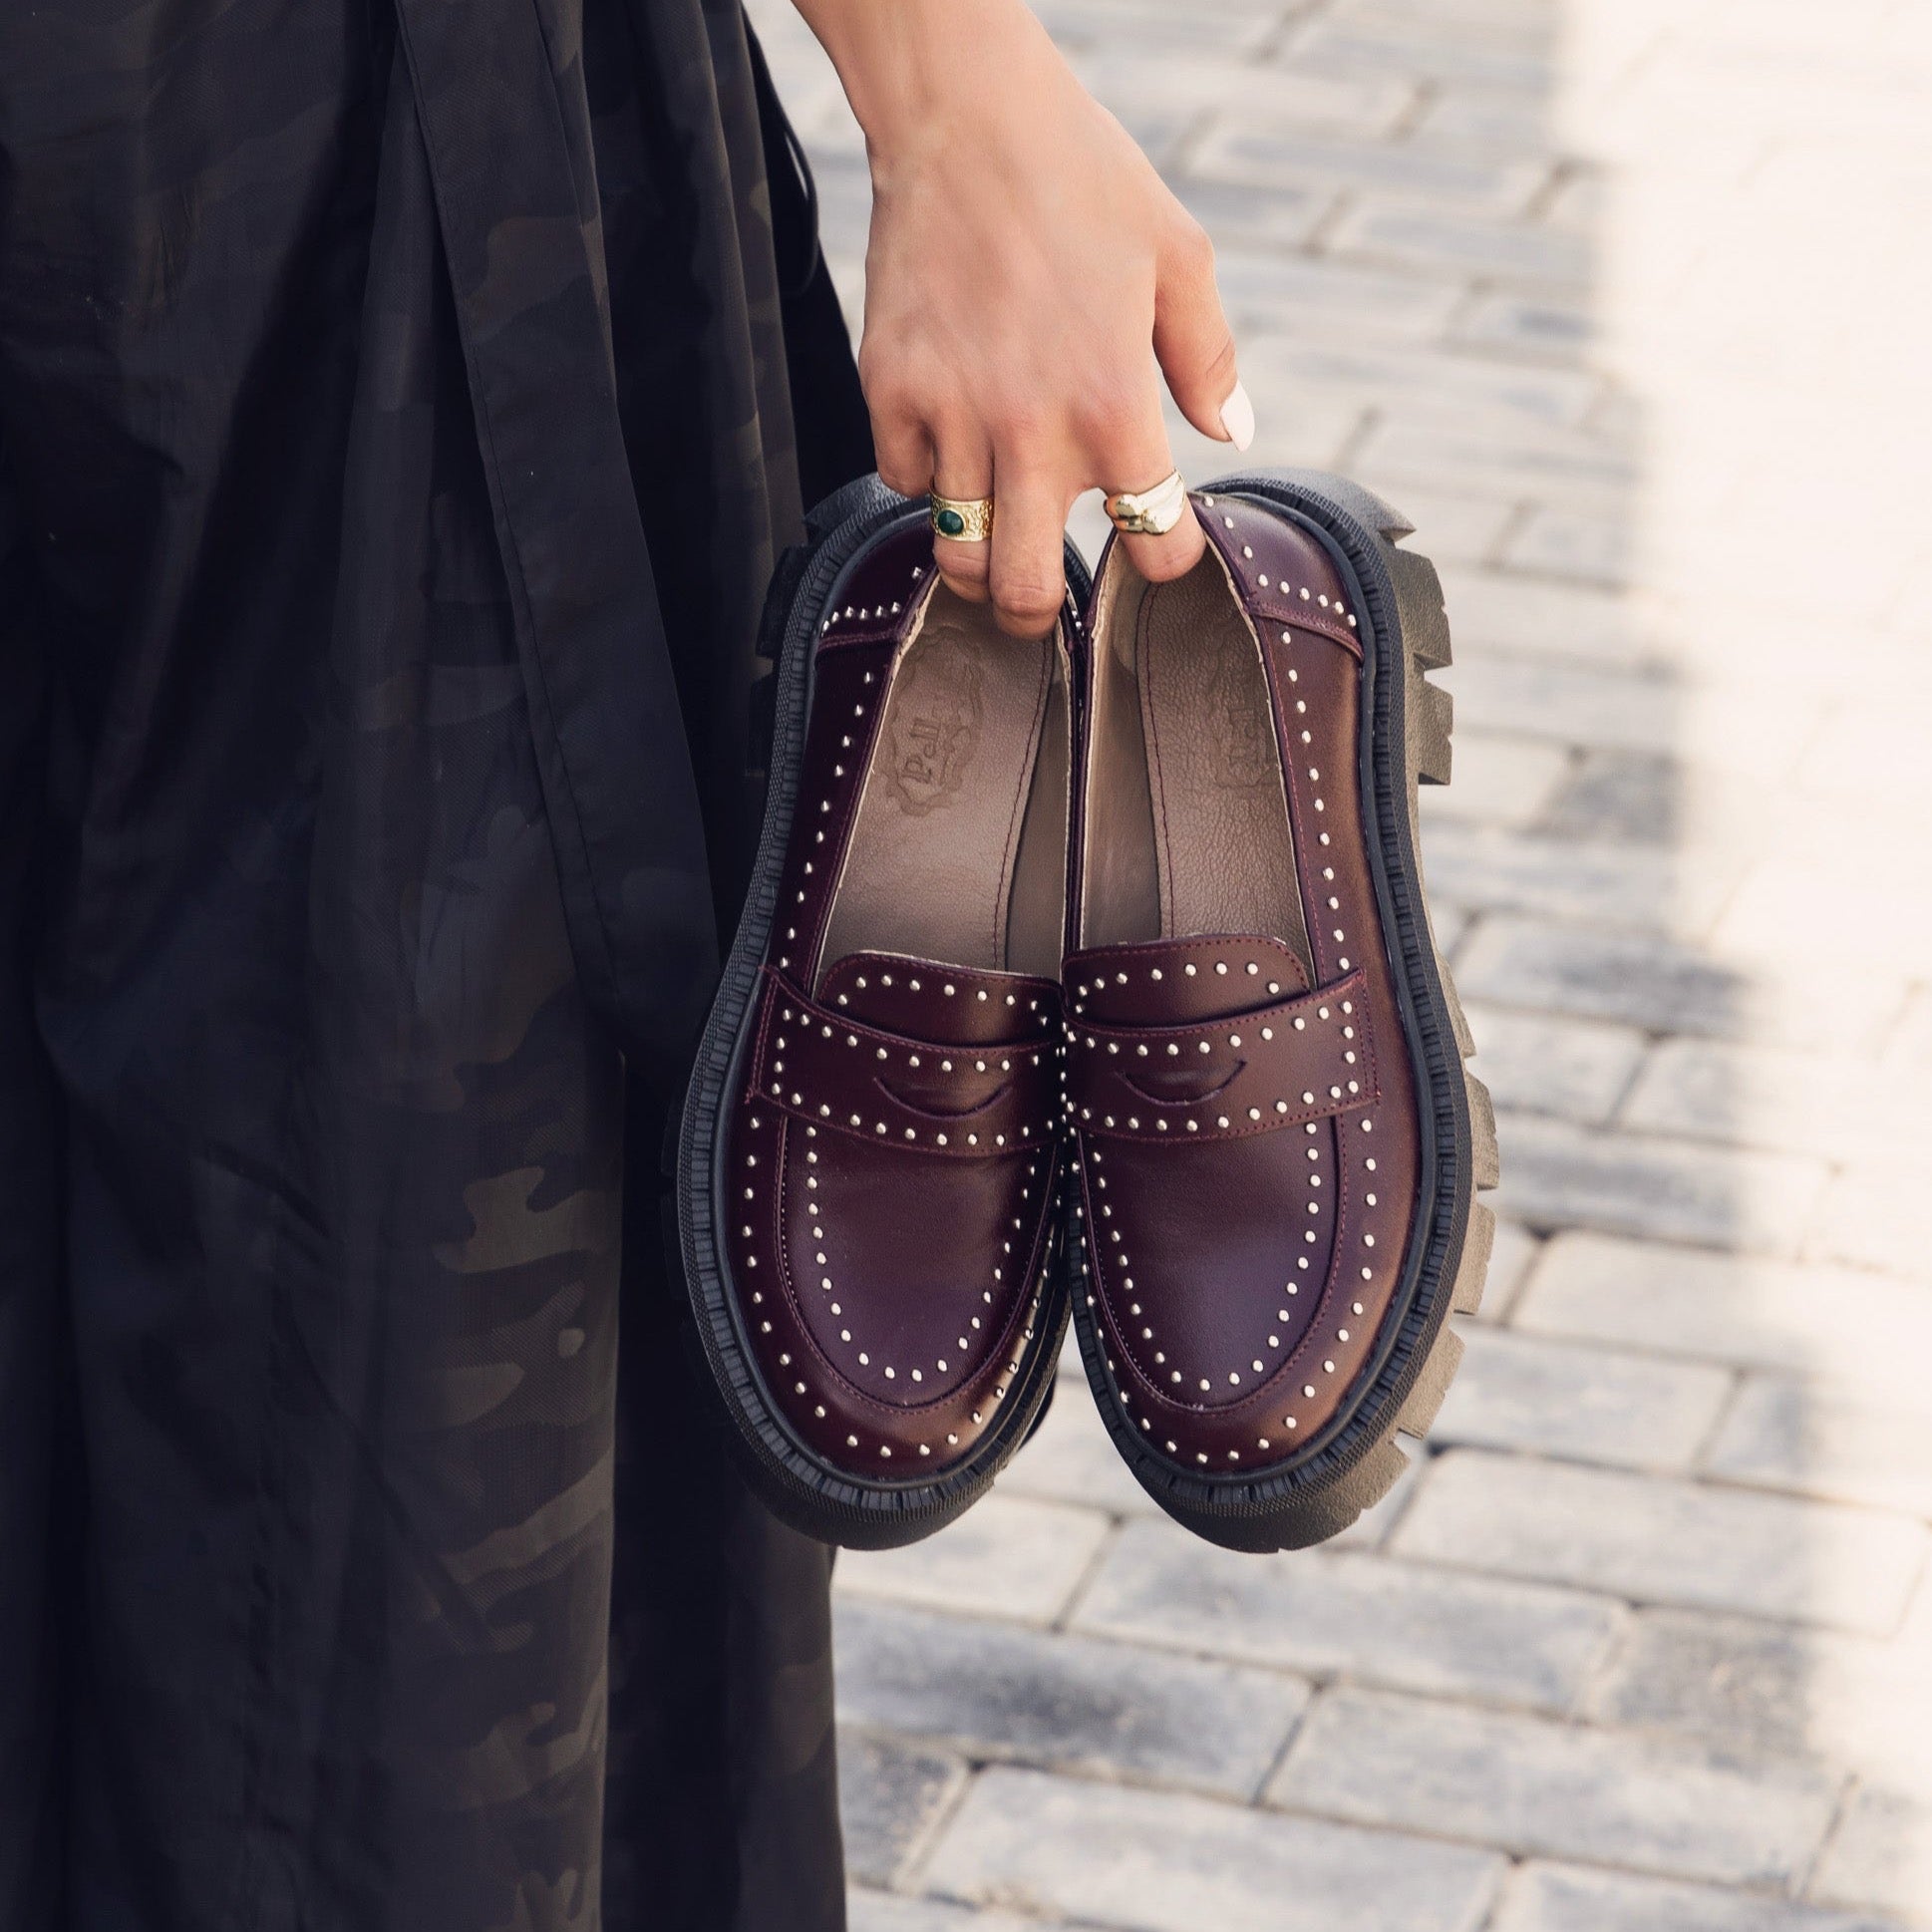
[1137,564,1305,948]
[818,587,1064,982]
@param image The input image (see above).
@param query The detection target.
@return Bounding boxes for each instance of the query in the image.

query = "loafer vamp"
[728,956,1062,1472]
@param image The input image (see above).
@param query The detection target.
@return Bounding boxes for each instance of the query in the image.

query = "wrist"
[796,0,1054,165]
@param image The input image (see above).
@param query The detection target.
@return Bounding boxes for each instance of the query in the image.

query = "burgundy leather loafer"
[1065,470,1498,1551]
[680,479,1085,1548]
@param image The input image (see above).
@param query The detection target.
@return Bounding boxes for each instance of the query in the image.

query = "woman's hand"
[793,0,1252,636]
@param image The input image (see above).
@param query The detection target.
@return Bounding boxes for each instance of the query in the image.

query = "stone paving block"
[1328,1440,1427,1548]
[1169,174,1335,251]
[1624,1039,1932,1168]
[1514,1230,1932,1400]
[1473,1214,1543,1322]
[1416,819,1740,932]
[1536,749,1679,844]
[1210,377,1365,471]
[1435,656,1677,755]
[1811,1787,1932,1925]
[835,1495,1115,1625]
[1075,50,1415,137]
[1492,1860,1912,1932]
[1185,118,1548,212]
[1433,567,1652,672]
[1334,0,1557,29]
[1411,88,1558,154]
[924,1765,1504,1932]
[1332,201,1593,285]
[1352,415,1637,505]
[1456,916,1891,1052]
[1271,1685,1843,1887]
[1285,18,1557,92]
[1501,505,1635,587]
[1585,1605,1932,1791]
[1073,1516,1621,1714]
[1199,252,1468,343]
[1241,336,1602,430]
[1393,1448,1926,1634]
[1032,0,1283,56]
[848,1892,1044,1932]
[841,1732,970,1889]
[1489,1112,1828,1254]
[1434,1326,1733,1469]
[1705,1375,1932,1517]
[1417,735,1573,831]
[1429,897,1475,962]
[1449,288,1597,363]
[1002,1374,1153,1518]
[1458,1002,1645,1125]
[835,1597,1308,1798]
[1362,484,1517,566]
[795,145,871,241]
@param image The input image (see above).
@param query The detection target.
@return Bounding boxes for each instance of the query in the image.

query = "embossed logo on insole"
[1206,646,1274,789]
[887,648,983,815]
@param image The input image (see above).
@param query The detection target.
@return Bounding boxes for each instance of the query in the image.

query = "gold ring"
[1105,471,1189,537]
[930,492,994,543]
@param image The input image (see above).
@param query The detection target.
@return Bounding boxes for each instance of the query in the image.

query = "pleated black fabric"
[0,2,872,1926]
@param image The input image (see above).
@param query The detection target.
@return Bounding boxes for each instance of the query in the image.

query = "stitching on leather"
[1066,931,1309,984]
[1202,504,1363,657]
[769,1127,1053,1428]
[1083,1132,1340,1428]
[1066,971,1377,1142]
[748,967,1057,1153]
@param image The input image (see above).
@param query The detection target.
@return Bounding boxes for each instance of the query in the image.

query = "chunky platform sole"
[1069,469,1498,1553]
[675,477,1090,1550]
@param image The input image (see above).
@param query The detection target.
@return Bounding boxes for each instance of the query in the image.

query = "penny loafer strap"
[746,966,1060,1156]
[1065,967,1379,1142]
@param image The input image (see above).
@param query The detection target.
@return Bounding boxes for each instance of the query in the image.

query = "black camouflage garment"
[0,2,873,1927]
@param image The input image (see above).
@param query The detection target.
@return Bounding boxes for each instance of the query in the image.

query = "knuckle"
[986,397,1051,449]
[1170,213,1217,275]
[858,351,921,425]
[993,567,1065,622]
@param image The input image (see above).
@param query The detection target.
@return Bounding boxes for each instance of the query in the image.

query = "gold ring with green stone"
[929,491,994,543]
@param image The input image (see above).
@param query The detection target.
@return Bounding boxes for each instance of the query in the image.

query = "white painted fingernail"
[1219,380,1255,452]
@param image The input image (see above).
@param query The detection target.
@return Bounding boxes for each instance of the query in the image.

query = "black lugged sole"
[1070,469,1498,1553]
[675,477,1089,1550]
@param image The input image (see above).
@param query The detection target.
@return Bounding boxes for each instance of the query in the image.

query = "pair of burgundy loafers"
[677,470,1497,1552]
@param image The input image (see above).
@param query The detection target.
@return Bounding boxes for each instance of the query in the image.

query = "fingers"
[872,412,934,502]
[930,432,995,604]
[987,466,1072,639]
[1151,214,1252,453]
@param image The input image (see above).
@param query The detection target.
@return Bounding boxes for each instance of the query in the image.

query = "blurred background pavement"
[745,2,1932,1925]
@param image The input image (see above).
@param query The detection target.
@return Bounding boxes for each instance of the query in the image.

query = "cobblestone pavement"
[746,1,1932,1925]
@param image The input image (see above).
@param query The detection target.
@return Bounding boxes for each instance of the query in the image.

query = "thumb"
[1151,220,1253,452]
